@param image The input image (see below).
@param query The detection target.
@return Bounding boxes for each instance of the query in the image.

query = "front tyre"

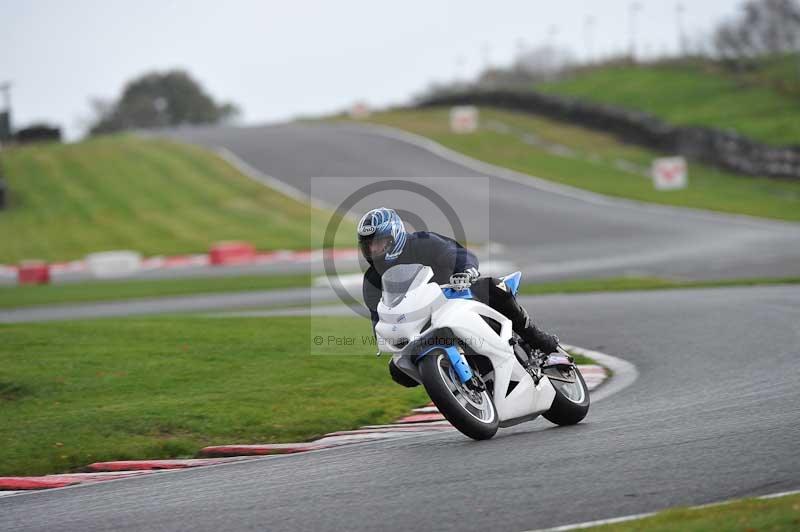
[418,352,499,440]
[543,366,590,426]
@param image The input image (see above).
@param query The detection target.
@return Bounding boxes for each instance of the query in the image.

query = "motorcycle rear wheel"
[543,365,590,426]
[419,352,499,440]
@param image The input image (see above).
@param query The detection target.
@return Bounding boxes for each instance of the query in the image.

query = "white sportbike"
[376,264,590,440]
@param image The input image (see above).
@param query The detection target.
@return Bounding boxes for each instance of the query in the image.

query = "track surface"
[5,121,800,322]
[172,122,800,281]
[3,123,800,530]
[3,286,799,531]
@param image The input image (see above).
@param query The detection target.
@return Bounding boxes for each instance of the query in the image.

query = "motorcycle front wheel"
[418,352,499,440]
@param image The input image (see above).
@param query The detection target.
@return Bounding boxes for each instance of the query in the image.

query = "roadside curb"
[0,471,154,491]
[86,457,252,472]
[563,344,638,402]
[200,442,332,457]
[0,351,625,495]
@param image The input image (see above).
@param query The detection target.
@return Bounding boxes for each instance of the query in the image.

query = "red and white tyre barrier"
[0,246,361,285]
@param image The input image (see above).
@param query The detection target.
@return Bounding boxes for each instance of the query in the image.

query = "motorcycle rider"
[358,207,560,387]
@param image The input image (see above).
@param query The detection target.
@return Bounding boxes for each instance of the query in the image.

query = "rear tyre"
[419,352,499,440]
[543,366,590,426]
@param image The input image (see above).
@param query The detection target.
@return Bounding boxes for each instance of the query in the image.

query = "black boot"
[476,278,560,354]
[509,302,559,354]
[520,324,560,354]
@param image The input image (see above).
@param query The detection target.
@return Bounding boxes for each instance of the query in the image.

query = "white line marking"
[528,488,800,531]
[215,147,313,205]
[215,147,356,223]
[561,344,638,402]
[532,511,657,531]
[333,121,799,230]
[758,488,800,500]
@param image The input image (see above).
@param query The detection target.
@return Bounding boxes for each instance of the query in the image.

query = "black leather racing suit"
[362,232,557,387]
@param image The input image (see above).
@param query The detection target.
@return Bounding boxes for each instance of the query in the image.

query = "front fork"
[442,345,473,383]
[419,345,486,391]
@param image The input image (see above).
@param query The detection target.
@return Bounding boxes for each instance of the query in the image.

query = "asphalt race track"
[5,121,800,322]
[172,122,800,282]
[3,122,800,530]
[3,285,799,531]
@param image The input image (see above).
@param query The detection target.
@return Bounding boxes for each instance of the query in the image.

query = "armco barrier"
[17,261,50,285]
[417,89,800,180]
[209,241,256,265]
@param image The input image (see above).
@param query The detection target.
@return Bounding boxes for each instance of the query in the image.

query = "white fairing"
[376,266,556,423]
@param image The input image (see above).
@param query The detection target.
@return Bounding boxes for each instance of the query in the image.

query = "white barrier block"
[86,251,142,279]
[450,106,479,133]
[652,156,688,190]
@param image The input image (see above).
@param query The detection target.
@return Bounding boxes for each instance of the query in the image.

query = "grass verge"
[579,493,800,531]
[0,135,350,264]
[353,108,800,222]
[566,352,594,366]
[0,316,428,476]
[0,274,312,310]
[4,274,799,312]
[518,276,800,296]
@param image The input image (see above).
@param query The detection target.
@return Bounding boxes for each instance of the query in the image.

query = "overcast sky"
[2,0,743,139]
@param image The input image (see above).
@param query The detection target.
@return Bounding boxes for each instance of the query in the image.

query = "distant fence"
[15,124,62,144]
[0,163,6,210]
[0,111,10,142]
[417,89,800,180]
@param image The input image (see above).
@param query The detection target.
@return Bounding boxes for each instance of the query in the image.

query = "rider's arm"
[424,232,479,279]
[362,265,382,331]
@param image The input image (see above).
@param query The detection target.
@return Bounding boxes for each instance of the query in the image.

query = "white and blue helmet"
[357,207,407,262]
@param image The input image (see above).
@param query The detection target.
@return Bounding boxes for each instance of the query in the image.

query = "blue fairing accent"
[443,287,473,299]
[416,345,473,383]
[501,271,522,296]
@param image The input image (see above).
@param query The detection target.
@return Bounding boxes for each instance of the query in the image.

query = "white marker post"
[652,156,688,190]
[450,106,479,133]
[349,101,370,119]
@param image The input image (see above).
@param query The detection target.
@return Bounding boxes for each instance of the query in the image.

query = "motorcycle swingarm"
[499,412,540,428]
[542,365,577,384]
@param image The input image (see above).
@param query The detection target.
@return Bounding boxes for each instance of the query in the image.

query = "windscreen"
[381,264,429,308]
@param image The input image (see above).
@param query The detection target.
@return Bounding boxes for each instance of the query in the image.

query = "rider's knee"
[389,359,420,388]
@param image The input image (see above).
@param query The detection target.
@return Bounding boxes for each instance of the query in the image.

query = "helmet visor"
[359,234,393,260]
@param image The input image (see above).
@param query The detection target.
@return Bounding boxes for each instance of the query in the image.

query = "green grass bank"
[538,60,800,146]
[354,108,800,222]
[0,135,345,264]
[0,316,427,476]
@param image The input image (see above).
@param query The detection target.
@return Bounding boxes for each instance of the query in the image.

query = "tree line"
[88,70,239,136]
